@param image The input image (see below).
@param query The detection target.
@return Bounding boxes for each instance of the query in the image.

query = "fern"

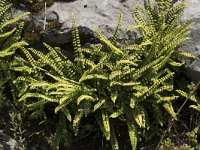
[0,0,29,108]
[12,0,196,150]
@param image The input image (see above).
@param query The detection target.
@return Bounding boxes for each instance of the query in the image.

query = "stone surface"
[32,0,143,45]
[0,131,17,150]
[180,0,200,83]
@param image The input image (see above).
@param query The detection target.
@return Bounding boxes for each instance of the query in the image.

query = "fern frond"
[109,109,123,118]
[29,81,50,89]
[26,100,48,110]
[132,107,146,128]
[127,120,137,150]
[0,28,16,39]
[168,59,185,67]
[95,27,123,55]
[110,92,118,103]
[178,51,196,60]
[132,56,165,79]
[176,90,197,102]
[71,14,81,52]
[79,74,108,82]
[163,102,176,118]
[111,13,122,44]
[73,109,84,135]
[77,95,95,105]
[190,105,200,112]
[20,47,36,67]
[102,110,110,141]
[156,95,179,103]
[19,93,58,103]
[110,81,140,87]
[154,85,173,94]
[110,124,119,150]
[94,99,105,112]
[27,47,64,76]
[61,107,72,122]
[0,41,28,57]
[135,72,174,98]
[0,12,30,30]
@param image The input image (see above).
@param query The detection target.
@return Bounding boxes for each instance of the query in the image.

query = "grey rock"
[180,0,200,83]
[33,0,143,45]
[37,0,44,2]
[46,11,59,21]
[0,132,17,150]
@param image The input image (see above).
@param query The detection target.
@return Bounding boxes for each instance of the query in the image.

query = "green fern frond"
[130,98,136,109]
[0,0,12,18]
[132,107,146,128]
[11,65,35,74]
[178,51,196,60]
[102,110,110,141]
[0,41,28,57]
[4,22,25,47]
[26,100,48,110]
[29,81,50,89]
[72,14,81,52]
[127,120,137,150]
[95,27,123,55]
[110,124,119,150]
[176,90,197,102]
[109,109,123,118]
[79,74,108,82]
[132,56,165,79]
[77,95,95,105]
[135,72,174,98]
[163,102,176,118]
[0,28,16,39]
[19,47,37,67]
[127,24,141,32]
[19,93,58,103]
[110,92,118,103]
[134,6,151,38]
[27,47,64,76]
[156,95,179,103]
[154,85,173,94]
[190,105,200,112]
[61,107,72,122]
[0,12,30,30]
[94,99,105,112]
[111,13,123,44]
[73,109,84,135]
[110,81,140,87]
[116,60,138,66]
[168,59,185,67]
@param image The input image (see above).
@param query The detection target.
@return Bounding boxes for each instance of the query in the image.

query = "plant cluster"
[1,0,200,150]
[0,0,29,108]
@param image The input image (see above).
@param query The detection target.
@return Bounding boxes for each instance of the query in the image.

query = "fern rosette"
[12,0,197,149]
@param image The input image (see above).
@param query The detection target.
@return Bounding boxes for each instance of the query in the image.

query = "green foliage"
[160,138,197,150]
[0,0,29,108]
[9,112,26,150]
[12,0,196,149]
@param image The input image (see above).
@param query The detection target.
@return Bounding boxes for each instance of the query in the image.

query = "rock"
[32,0,143,45]
[180,0,200,83]
[0,132,18,150]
